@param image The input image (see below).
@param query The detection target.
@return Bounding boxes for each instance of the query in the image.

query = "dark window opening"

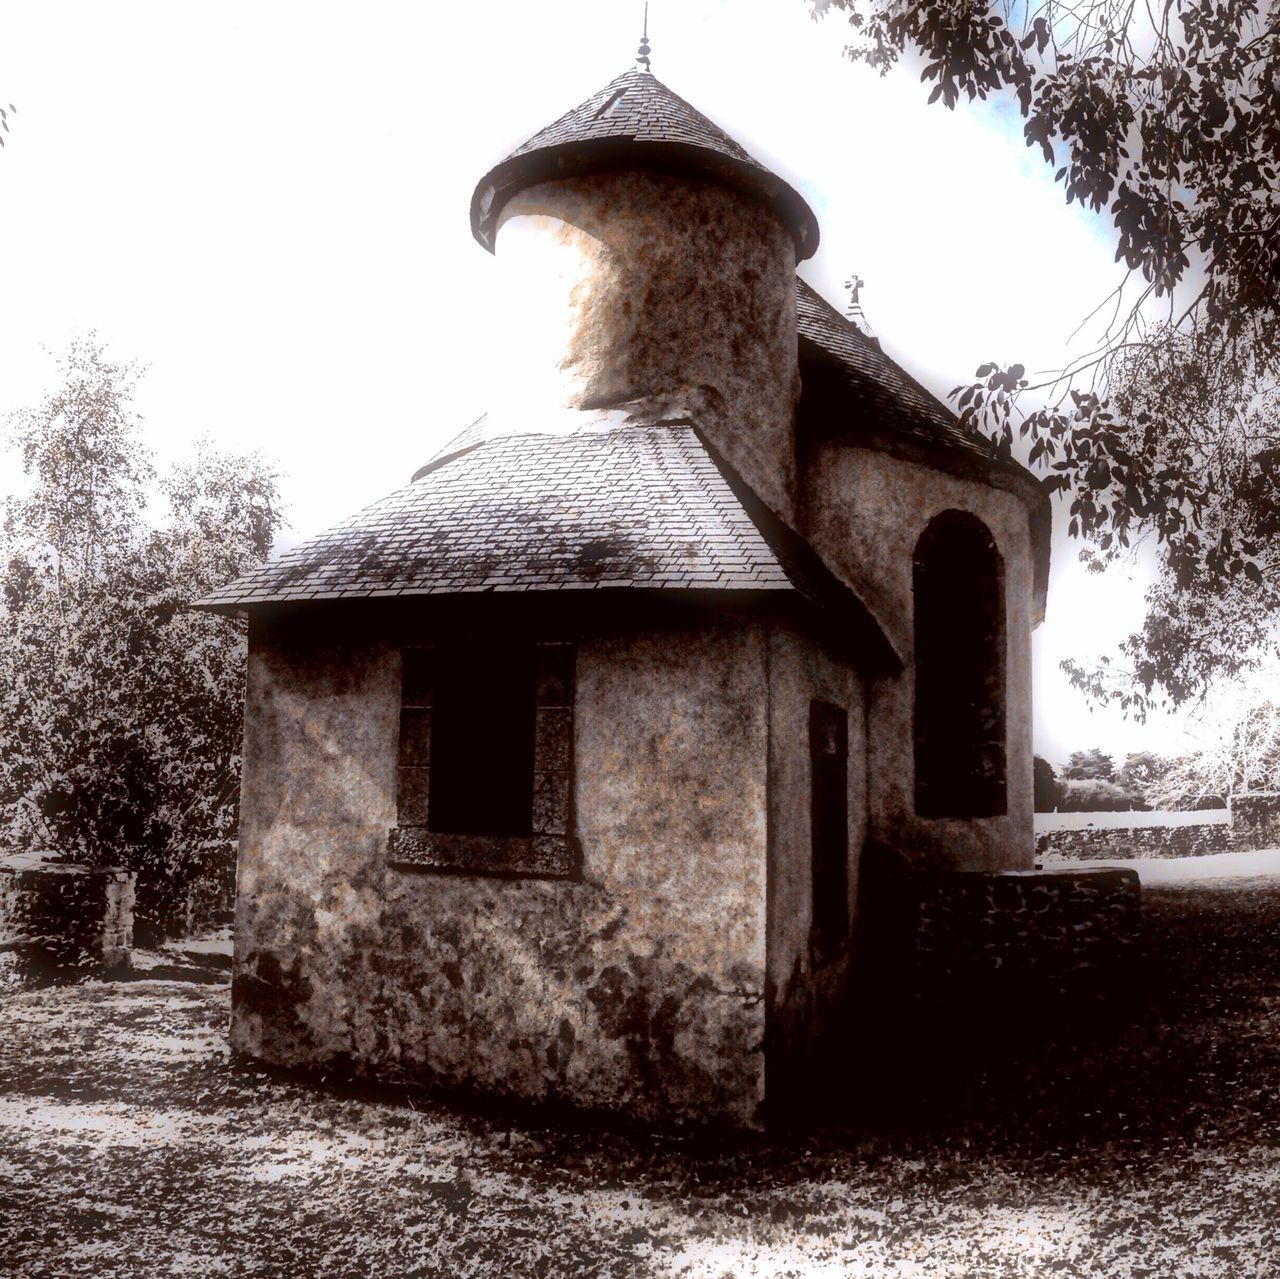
[810,700,849,960]
[429,645,536,836]
[393,642,577,876]
[913,510,1007,818]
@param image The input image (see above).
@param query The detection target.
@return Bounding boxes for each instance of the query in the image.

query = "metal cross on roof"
[636,3,652,72]
[844,274,865,316]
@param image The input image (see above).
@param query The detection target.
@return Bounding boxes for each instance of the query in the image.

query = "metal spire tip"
[637,2,652,71]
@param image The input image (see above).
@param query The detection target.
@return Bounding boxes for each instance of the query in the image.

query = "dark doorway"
[810,700,849,960]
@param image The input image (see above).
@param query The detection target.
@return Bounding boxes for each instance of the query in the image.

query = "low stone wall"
[1035,815,1230,862]
[844,864,1142,1112]
[912,867,1141,1000]
[1035,793,1280,861]
[0,853,136,982]
[1226,794,1280,854]
[134,840,236,943]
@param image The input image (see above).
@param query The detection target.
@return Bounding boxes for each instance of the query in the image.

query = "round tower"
[470,66,819,519]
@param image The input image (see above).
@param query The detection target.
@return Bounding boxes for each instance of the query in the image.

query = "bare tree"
[1145,664,1280,807]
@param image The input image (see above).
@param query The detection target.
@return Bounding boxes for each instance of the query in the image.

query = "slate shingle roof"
[795,277,995,463]
[411,413,488,481]
[194,426,878,625]
[794,277,1051,621]
[507,67,760,165]
[471,68,819,260]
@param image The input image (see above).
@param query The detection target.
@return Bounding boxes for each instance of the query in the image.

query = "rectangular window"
[810,700,849,961]
[388,641,578,877]
[430,645,536,835]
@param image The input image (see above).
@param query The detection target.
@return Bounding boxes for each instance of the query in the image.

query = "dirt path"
[1,878,1278,1278]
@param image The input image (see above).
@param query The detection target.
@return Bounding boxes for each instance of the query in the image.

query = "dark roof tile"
[471,69,818,259]
[795,277,994,462]
[196,422,898,669]
[198,426,795,609]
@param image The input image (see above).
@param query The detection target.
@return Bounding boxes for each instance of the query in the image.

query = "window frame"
[387,641,579,878]
[808,699,851,965]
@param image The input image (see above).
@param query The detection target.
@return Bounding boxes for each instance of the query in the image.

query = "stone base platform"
[0,853,136,985]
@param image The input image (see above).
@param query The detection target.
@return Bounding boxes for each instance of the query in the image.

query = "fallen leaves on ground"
[1,877,1278,1277]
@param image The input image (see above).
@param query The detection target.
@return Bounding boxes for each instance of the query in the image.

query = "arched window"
[913,511,1007,818]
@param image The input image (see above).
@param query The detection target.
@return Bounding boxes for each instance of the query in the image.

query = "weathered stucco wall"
[800,445,1035,873]
[381,618,770,1126]
[493,172,800,519]
[232,632,397,1068]
[764,620,868,1099]
[232,612,770,1127]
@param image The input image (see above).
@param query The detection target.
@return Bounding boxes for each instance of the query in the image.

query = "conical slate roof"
[470,68,819,260]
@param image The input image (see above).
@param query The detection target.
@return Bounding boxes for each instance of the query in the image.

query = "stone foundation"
[0,853,136,981]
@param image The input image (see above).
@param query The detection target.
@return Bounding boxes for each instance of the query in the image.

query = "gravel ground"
[1,875,1278,1278]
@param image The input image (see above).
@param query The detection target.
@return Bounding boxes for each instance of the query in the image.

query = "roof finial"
[845,274,881,348]
[636,3,652,72]
[844,274,864,316]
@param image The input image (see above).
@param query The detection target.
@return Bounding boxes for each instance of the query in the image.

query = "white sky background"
[0,0,1195,768]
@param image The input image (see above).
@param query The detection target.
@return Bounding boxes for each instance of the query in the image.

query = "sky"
[0,0,1195,768]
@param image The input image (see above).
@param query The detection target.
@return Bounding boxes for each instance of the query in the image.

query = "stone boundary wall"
[1035,817,1228,862]
[0,837,232,980]
[0,853,135,981]
[843,859,1140,1118]
[128,839,237,944]
[1225,793,1280,855]
[1035,793,1280,861]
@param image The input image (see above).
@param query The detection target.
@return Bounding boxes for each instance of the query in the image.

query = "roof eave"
[800,409,1052,627]
[691,427,902,676]
[192,582,820,621]
[470,138,820,262]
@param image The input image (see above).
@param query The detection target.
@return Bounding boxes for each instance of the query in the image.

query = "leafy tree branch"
[0,338,283,932]
[812,0,1280,711]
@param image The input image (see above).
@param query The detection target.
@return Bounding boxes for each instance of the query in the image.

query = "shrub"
[0,339,282,937]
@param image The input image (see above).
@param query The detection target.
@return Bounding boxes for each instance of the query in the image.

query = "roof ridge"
[649,427,781,568]
[512,68,645,154]
[690,426,901,672]
[412,412,489,482]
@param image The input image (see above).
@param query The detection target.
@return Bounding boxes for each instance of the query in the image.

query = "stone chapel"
[197,57,1052,1128]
